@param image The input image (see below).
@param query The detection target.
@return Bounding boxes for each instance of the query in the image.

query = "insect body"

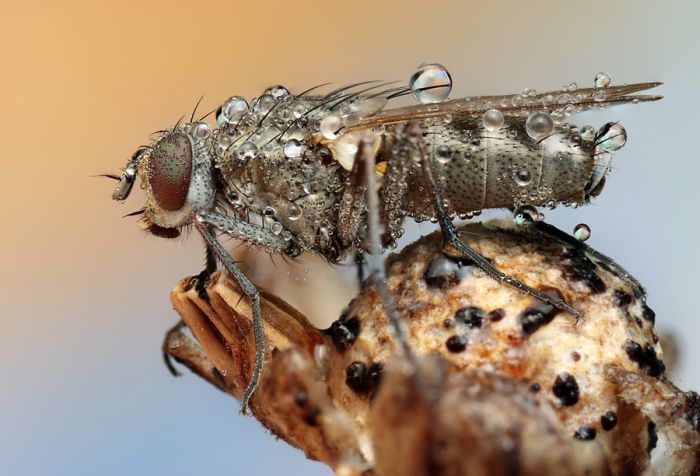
[109,68,661,413]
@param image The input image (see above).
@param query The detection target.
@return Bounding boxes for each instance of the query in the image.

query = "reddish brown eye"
[148,132,193,211]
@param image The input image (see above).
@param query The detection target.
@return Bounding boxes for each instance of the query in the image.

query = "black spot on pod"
[325,312,360,351]
[446,335,468,353]
[368,363,384,390]
[552,372,580,406]
[455,306,485,328]
[641,303,656,324]
[520,291,562,335]
[624,340,665,377]
[562,247,607,294]
[423,254,476,288]
[303,407,321,426]
[345,362,370,393]
[574,426,596,440]
[612,289,632,307]
[346,361,384,396]
[601,411,618,431]
[488,309,505,322]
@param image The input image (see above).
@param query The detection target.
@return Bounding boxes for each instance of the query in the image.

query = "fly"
[106,65,661,413]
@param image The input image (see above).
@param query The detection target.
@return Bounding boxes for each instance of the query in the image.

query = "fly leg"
[193,210,301,414]
[408,124,581,318]
[356,135,416,363]
[354,252,366,285]
[162,319,228,392]
[533,221,646,298]
[187,244,217,299]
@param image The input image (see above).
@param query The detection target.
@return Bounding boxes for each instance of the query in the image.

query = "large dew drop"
[515,168,532,186]
[264,85,290,99]
[236,142,258,161]
[286,203,302,221]
[594,73,611,88]
[525,112,554,140]
[482,109,504,131]
[217,96,248,126]
[254,94,276,115]
[596,122,627,152]
[434,144,452,164]
[409,63,452,104]
[512,205,540,226]
[573,223,591,241]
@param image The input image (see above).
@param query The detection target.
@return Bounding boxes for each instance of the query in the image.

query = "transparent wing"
[345,82,663,132]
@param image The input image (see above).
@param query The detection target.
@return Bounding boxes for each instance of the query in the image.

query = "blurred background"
[1,1,698,474]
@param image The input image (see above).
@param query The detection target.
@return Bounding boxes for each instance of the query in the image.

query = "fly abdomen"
[401,120,596,220]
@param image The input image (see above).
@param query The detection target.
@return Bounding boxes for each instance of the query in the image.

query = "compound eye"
[148,132,192,211]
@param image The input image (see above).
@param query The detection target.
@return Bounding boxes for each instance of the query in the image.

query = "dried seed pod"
[166,220,700,475]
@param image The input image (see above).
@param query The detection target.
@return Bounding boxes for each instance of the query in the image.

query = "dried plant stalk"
[165,220,700,475]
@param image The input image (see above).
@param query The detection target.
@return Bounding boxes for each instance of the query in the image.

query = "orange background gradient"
[1,1,698,474]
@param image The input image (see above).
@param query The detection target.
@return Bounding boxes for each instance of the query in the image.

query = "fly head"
[111,121,216,237]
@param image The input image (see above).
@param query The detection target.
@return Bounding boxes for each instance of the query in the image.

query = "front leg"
[186,243,217,299]
[193,211,299,414]
[407,124,581,319]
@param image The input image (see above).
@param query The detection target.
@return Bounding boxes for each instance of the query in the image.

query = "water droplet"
[511,94,526,107]
[236,142,257,161]
[525,112,554,140]
[596,122,627,152]
[193,122,211,139]
[594,73,611,88]
[320,113,343,140]
[580,125,595,141]
[569,133,582,148]
[263,205,276,216]
[286,203,302,221]
[292,103,306,118]
[515,168,532,186]
[283,139,303,158]
[482,109,505,131]
[271,221,283,235]
[564,105,579,117]
[573,223,591,241]
[409,63,452,104]
[254,94,276,115]
[434,144,452,164]
[592,91,607,102]
[217,96,248,126]
[513,205,540,226]
[264,85,290,99]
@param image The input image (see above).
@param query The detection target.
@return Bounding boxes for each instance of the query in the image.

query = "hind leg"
[406,123,581,318]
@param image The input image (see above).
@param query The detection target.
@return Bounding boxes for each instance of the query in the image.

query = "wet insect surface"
[106,64,661,412]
